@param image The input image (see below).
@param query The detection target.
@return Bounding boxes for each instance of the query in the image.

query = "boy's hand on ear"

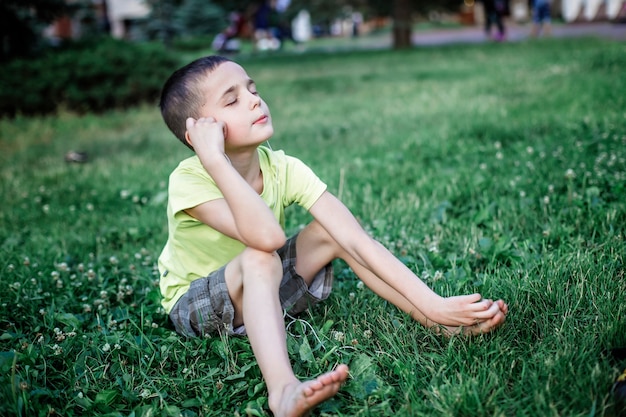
[185,117,228,167]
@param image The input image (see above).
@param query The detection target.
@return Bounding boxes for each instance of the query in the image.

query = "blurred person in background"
[530,0,552,37]
[480,0,509,41]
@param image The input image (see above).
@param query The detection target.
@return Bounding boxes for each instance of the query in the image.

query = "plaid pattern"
[169,234,333,337]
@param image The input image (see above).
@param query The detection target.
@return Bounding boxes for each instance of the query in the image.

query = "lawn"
[1,36,625,417]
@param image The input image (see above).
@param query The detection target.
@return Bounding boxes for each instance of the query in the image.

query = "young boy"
[158,55,508,417]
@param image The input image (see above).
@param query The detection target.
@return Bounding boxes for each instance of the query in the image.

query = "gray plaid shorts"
[169,233,333,337]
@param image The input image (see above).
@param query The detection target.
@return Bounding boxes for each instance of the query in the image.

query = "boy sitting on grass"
[157,55,508,417]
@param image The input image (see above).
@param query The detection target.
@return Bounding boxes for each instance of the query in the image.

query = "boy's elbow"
[267,231,287,251]
[250,229,286,252]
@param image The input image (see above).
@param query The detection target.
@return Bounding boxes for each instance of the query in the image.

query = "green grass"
[1,37,626,416]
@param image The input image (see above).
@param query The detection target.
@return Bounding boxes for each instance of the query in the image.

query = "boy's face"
[197,61,273,149]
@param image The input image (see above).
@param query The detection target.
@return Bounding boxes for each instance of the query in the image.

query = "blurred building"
[44,0,149,41]
[106,0,150,39]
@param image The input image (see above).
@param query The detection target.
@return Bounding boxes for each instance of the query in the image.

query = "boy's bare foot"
[436,299,508,337]
[271,364,349,417]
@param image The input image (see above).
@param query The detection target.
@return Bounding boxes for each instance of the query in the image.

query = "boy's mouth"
[253,115,268,124]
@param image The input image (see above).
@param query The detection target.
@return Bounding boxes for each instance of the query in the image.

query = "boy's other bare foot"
[271,364,349,417]
[437,299,508,337]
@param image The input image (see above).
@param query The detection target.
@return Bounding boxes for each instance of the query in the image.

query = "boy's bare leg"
[224,248,349,417]
[295,221,507,334]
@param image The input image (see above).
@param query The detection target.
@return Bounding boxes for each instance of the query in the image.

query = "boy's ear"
[184,130,193,148]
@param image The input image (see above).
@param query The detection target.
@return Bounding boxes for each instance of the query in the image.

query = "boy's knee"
[239,248,282,281]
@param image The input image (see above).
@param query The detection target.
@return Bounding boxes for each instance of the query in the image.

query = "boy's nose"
[248,92,261,109]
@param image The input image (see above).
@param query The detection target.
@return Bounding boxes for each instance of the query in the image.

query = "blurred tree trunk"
[392,0,412,49]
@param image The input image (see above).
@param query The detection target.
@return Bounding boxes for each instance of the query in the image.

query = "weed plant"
[0,37,625,416]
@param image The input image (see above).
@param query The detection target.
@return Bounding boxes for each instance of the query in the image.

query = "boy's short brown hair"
[159,55,232,149]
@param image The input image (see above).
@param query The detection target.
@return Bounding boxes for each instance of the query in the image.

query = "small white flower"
[331,331,345,342]
[565,168,576,180]
[102,343,111,352]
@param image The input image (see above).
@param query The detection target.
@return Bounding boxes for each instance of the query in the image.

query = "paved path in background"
[309,22,626,53]
[411,21,626,46]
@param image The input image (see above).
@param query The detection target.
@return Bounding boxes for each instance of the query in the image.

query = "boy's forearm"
[204,155,285,250]
[357,238,443,311]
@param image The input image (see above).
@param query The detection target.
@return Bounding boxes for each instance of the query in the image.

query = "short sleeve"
[168,157,223,216]
[282,154,327,210]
